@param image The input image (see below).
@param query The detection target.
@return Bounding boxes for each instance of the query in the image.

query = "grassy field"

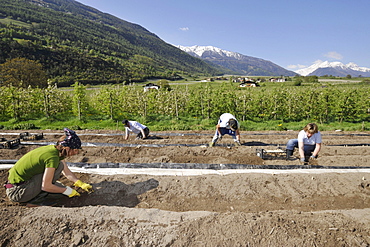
[1,116,368,132]
[0,17,34,28]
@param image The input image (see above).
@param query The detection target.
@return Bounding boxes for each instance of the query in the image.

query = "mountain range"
[295,61,370,77]
[177,45,297,76]
[1,0,367,84]
[0,0,219,85]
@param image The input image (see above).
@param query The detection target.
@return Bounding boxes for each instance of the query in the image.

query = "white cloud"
[287,64,307,69]
[324,51,343,60]
[179,27,189,31]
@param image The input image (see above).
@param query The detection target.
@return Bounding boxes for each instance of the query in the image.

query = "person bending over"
[209,113,241,147]
[122,119,150,140]
[4,128,93,207]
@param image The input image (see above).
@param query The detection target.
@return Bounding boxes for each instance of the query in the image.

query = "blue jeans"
[286,139,316,156]
[212,128,237,143]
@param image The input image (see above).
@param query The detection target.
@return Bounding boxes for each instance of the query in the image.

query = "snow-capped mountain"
[296,61,370,77]
[177,45,296,76]
[177,45,244,60]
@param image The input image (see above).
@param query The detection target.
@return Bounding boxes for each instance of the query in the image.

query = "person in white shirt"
[286,123,322,163]
[209,113,241,147]
[122,119,150,140]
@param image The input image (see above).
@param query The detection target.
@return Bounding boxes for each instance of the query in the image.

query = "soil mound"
[1,130,370,246]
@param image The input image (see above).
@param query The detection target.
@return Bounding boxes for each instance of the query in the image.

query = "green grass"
[0,17,33,28]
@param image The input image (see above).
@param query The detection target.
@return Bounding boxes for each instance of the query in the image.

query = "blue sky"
[76,0,370,71]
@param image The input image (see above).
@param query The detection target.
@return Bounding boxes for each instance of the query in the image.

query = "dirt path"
[1,130,370,246]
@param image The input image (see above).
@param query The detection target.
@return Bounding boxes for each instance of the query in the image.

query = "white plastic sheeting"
[1,164,370,176]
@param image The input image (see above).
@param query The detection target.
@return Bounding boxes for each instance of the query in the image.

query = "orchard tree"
[0,58,48,88]
[72,82,88,121]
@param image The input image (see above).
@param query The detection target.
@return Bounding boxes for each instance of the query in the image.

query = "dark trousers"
[286,139,316,160]
[137,127,150,139]
[211,128,237,143]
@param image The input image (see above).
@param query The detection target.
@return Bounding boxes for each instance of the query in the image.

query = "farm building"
[269,78,286,82]
[239,82,258,87]
[143,83,160,92]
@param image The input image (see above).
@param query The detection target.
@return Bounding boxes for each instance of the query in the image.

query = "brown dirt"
[1,130,370,246]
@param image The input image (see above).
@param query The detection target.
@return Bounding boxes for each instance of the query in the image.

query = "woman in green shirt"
[4,128,93,206]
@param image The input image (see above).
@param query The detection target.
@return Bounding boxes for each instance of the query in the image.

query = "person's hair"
[122,119,129,125]
[228,119,238,130]
[303,123,318,134]
[56,135,68,157]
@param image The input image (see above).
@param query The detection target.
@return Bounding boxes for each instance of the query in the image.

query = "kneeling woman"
[286,123,322,163]
[4,128,93,206]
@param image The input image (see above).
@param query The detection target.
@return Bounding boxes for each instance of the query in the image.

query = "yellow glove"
[74,180,93,192]
[63,186,80,197]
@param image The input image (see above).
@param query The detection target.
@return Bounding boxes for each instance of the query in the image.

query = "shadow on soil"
[53,178,159,208]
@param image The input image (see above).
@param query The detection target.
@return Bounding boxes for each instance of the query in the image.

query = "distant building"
[269,78,286,82]
[239,82,258,87]
[143,83,160,92]
[233,77,254,83]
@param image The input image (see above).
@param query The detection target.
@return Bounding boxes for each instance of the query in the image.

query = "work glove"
[74,180,93,193]
[310,155,318,159]
[63,186,80,198]
[299,158,309,165]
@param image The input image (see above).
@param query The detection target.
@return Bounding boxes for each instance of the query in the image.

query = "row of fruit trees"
[0,82,369,124]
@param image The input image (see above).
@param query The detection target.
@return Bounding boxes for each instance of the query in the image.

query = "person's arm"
[125,127,129,140]
[61,160,79,183]
[298,141,305,159]
[216,124,222,136]
[235,129,241,142]
[312,143,321,157]
[141,128,147,139]
[42,167,69,193]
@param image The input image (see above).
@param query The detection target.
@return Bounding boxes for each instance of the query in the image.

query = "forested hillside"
[0,0,220,85]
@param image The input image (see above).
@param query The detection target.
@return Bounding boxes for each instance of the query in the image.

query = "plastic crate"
[256,148,287,160]
[20,132,44,140]
[0,138,21,149]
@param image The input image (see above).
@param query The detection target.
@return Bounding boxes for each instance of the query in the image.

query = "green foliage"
[0,58,47,88]
[0,82,370,130]
[0,122,38,130]
[90,85,122,120]
[11,122,37,130]
[72,82,88,120]
[0,0,220,85]
[293,79,302,86]
[360,79,370,85]
[157,79,172,91]
[304,76,319,83]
